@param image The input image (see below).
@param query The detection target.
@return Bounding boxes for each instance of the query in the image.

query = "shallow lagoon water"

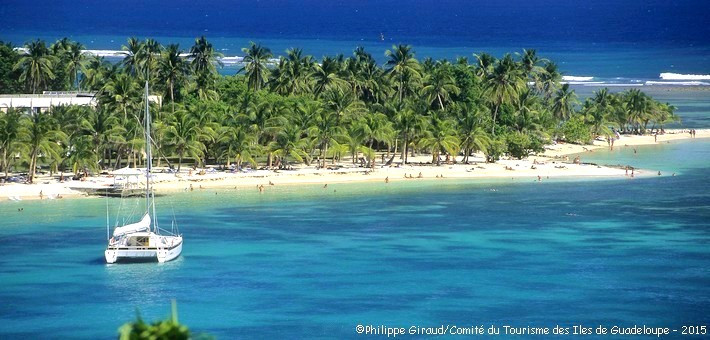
[0,142,708,338]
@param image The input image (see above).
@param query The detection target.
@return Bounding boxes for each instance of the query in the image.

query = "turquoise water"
[0,142,708,338]
[576,138,710,175]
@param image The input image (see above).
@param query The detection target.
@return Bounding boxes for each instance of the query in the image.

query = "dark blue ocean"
[1,0,709,79]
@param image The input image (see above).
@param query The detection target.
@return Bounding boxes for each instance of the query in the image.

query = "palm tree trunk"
[170,83,175,115]
[114,149,122,170]
[438,94,444,110]
[399,77,404,104]
[1,148,7,177]
[322,143,329,168]
[491,104,499,136]
[177,152,183,172]
[29,150,38,183]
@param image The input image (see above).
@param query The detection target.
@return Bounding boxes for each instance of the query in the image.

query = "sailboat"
[104,81,183,264]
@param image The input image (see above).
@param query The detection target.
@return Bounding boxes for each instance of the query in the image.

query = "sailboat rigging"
[104,81,183,264]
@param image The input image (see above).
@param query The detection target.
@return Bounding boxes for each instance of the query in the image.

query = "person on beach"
[190,184,194,191]
[39,190,43,200]
[631,168,635,178]
[385,176,389,183]
[625,167,629,176]
[323,184,328,188]
[654,134,657,142]
[658,171,661,176]
[417,172,423,178]
[537,175,542,182]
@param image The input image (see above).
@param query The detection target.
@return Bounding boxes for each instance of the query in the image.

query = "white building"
[0,91,161,113]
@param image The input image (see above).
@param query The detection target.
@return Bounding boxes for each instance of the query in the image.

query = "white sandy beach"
[2,129,707,202]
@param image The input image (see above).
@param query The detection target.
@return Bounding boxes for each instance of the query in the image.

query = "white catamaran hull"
[105,237,183,264]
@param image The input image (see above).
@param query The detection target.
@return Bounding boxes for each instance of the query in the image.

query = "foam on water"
[562,76,594,81]
[646,81,710,86]
[660,73,710,80]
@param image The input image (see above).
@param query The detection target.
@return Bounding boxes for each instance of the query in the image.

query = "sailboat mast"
[144,81,152,214]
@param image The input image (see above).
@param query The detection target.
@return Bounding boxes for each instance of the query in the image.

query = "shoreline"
[2,129,708,202]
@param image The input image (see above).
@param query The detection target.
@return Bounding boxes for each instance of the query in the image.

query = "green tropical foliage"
[0,37,682,180]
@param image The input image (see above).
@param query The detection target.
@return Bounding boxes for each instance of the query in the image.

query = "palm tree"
[311,56,347,97]
[140,38,162,80]
[535,62,562,100]
[625,89,650,133]
[217,126,257,170]
[322,88,365,124]
[121,37,143,76]
[80,107,126,169]
[165,110,206,171]
[270,125,307,167]
[419,111,460,165]
[422,64,460,109]
[473,52,496,78]
[239,100,287,146]
[270,48,314,95]
[584,88,617,137]
[14,39,56,93]
[361,111,395,154]
[81,55,110,92]
[393,103,425,164]
[240,42,272,91]
[551,83,578,121]
[22,111,67,183]
[65,134,99,175]
[0,110,29,177]
[455,102,491,163]
[484,54,526,135]
[385,44,421,104]
[190,36,223,77]
[103,73,141,120]
[158,44,190,114]
[308,105,340,167]
[65,42,87,90]
[337,122,368,164]
[518,49,546,79]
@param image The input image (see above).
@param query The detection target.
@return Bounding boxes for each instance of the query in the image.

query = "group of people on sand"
[403,172,424,179]
[36,190,62,200]
[689,129,697,138]
[625,166,635,178]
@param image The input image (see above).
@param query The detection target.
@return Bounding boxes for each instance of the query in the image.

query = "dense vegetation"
[118,300,208,340]
[0,38,679,182]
